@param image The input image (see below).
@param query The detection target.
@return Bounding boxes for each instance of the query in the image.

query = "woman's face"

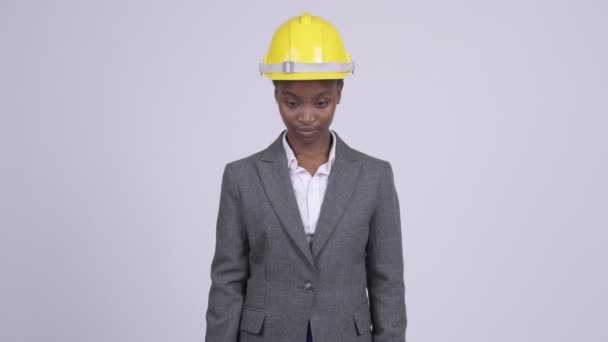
[274,80,343,144]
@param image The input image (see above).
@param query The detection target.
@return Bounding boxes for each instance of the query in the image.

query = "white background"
[1,0,606,341]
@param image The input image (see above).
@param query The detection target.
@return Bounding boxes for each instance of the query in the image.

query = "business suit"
[205,129,407,342]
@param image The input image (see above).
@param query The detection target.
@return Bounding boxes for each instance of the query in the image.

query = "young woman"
[205,12,406,342]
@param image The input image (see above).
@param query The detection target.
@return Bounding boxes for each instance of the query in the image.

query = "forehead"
[275,80,340,95]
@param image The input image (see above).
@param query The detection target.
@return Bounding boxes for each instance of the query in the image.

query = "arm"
[205,163,250,342]
[366,161,407,342]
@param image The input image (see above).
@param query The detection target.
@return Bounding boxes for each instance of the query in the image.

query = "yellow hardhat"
[259,12,354,80]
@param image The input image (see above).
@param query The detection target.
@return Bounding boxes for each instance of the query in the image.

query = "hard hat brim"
[259,61,354,80]
[263,72,351,80]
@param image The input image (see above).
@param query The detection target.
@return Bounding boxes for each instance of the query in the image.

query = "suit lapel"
[256,131,314,267]
[255,129,361,267]
[311,132,361,259]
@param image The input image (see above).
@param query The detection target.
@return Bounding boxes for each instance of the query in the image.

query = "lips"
[297,127,317,133]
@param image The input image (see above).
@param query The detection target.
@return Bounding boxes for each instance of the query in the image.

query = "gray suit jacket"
[205,130,406,342]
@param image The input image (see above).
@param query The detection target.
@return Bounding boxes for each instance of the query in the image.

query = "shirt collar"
[282,129,337,174]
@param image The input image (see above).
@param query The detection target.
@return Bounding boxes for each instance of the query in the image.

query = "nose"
[298,106,315,124]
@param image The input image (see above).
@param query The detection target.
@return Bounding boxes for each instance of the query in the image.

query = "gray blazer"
[205,130,406,342]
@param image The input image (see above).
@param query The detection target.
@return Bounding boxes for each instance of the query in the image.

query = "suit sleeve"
[366,161,407,342]
[205,163,250,342]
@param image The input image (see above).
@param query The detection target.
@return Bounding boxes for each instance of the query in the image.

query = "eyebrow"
[279,90,298,97]
[279,90,332,97]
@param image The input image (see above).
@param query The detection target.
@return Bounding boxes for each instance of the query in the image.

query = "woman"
[205,12,406,342]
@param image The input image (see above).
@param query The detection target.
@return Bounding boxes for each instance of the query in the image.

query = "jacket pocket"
[353,301,372,335]
[239,306,266,335]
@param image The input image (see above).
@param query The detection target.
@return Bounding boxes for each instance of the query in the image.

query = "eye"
[286,100,298,108]
[316,101,329,108]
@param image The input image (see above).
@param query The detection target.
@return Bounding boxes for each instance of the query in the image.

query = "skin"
[274,79,344,176]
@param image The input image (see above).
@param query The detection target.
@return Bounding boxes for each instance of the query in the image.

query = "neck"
[286,129,332,160]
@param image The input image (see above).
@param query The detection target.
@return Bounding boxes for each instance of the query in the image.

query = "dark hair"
[272,79,344,88]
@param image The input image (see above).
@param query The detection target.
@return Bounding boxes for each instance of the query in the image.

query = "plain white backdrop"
[1,0,606,341]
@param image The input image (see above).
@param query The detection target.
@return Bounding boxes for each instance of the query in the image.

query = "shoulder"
[351,146,390,166]
[222,150,264,176]
[346,144,400,203]
[222,132,282,174]
[348,145,395,184]
[333,130,393,170]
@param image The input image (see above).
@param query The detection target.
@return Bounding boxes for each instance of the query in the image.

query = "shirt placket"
[295,166,312,237]
[307,174,321,235]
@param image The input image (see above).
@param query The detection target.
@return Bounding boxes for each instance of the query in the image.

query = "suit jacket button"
[304,281,314,293]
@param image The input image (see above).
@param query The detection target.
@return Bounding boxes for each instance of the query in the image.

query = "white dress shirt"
[282,129,337,244]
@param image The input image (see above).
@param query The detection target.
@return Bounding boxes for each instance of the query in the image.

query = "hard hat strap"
[259,61,354,75]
